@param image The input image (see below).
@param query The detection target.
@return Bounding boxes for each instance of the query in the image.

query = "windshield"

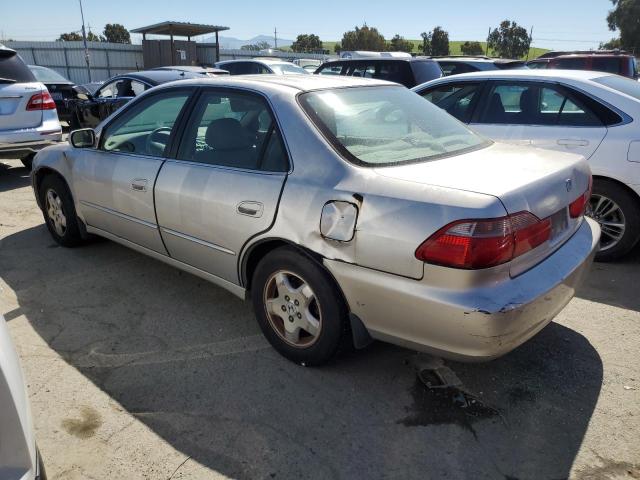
[269,63,309,75]
[29,65,70,83]
[594,75,640,101]
[299,86,489,167]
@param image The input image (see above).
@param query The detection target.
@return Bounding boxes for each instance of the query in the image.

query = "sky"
[1,0,615,51]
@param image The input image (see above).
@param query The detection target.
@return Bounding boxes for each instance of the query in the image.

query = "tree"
[103,23,130,44]
[600,37,623,50]
[388,34,413,52]
[460,41,485,56]
[291,34,323,53]
[607,0,640,53]
[431,27,450,56]
[87,30,105,42]
[241,41,271,51]
[57,32,83,41]
[487,20,531,58]
[335,25,386,53]
[420,27,449,55]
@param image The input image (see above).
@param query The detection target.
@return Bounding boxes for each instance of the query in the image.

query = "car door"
[72,88,193,253]
[471,81,607,157]
[417,81,486,123]
[154,88,289,284]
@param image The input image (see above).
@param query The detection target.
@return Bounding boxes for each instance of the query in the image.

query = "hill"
[319,40,549,60]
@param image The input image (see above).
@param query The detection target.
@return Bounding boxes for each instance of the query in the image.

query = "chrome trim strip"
[79,200,158,229]
[160,227,236,256]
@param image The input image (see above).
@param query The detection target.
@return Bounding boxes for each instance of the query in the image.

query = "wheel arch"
[593,175,640,206]
[33,166,69,209]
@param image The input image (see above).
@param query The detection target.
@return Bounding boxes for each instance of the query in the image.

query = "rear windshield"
[299,86,488,167]
[29,65,69,83]
[268,63,309,75]
[0,49,36,83]
[594,75,640,101]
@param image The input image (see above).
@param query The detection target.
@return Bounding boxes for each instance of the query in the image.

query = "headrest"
[205,118,252,150]
[519,88,537,113]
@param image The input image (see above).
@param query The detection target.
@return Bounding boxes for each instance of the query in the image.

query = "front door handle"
[131,179,148,192]
[558,139,589,147]
[237,201,264,217]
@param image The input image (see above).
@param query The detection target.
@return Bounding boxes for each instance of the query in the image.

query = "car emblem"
[287,304,296,315]
[565,179,573,192]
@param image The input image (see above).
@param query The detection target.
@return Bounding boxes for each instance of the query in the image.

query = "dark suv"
[314,57,442,88]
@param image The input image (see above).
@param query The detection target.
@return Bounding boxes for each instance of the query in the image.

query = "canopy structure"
[132,21,230,64]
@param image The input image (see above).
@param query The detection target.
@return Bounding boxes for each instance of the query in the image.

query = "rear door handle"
[237,201,264,217]
[131,179,148,192]
[558,139,589,147]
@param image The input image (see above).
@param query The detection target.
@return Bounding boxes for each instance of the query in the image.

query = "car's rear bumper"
[324,217,600,361]
[0,123,62,159]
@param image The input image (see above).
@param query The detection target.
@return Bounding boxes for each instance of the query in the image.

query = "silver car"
[31,76,600,365]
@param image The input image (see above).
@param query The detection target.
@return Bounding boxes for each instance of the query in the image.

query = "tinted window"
[479,82,601,126]
[299,86,488,167]
[348,62,376,78]
[552,57,588,70]
[0,50,36,82]
[178,90,288,171]
[420,82,483,123]
[316,63,345,75]
[101,92,189,156]
[411,60,444,84]
[438,61,479,76]
[592,57,623,74]
[375,61,413,86]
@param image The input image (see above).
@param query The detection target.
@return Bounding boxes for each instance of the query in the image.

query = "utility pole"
[527,26,534,60]
[78,0,92,81]
[274,27,278,49]
[485,27,491,56]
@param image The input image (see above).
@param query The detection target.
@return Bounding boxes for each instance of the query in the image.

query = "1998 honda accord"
[31,75,600,365]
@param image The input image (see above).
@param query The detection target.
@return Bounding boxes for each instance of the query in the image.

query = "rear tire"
[590,179,640,262]
[251,247,350,366]
[39,175,84,247]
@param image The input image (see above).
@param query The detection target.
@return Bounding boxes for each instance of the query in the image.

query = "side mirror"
[70,128,96,148]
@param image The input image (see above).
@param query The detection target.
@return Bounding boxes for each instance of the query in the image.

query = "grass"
[318,40,548,60]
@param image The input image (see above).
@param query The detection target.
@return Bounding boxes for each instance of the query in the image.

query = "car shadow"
[576,244,640,312]
[0,161,31,193]
[1,224,604,480]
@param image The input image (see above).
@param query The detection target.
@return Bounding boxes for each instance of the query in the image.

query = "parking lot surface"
[1,158,639,480]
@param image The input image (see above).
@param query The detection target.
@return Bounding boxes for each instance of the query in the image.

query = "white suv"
[0,46,62,169]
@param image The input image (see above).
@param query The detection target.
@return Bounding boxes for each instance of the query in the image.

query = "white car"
[0,315,46,479]
[414,69,640,260]
[215,58,309,75]
[0,46,62,169]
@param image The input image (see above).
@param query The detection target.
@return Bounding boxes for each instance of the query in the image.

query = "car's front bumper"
[324,217,600,361]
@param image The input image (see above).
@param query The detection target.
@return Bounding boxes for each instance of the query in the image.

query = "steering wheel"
[145,127,172,156]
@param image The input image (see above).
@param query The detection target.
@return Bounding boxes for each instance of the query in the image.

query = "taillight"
[26,91,56,111]
[569,175,593,218]
[415,211,552,269]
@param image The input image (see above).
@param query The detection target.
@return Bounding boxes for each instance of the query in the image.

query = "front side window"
[420,82,483,122]
[299,85,488,167]
[177,90,288,172]
[97,80,119,98]
[101,91,190,157]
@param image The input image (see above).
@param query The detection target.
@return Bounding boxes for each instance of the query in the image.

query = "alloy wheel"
[263,270,322,348]
[45,188,67,237]
[589,193,626,252]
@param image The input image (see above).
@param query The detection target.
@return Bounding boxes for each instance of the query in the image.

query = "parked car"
[430,56,525,76]
[530,50,639,79]
[293,58,322,73]
[66,69,202,130]
[0,314,47,479]
[414,69,640,260]
[315,55,442,87]
[28,65,75,124]
[0,47,62,169]
[31,75,598,365]
[151,65,229,76]
[215,59,309,75]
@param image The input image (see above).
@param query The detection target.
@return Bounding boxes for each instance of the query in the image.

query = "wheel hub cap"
[588,194,625,252]
[45,189,67,237]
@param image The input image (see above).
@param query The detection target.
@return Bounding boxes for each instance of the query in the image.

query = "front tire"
[251,247,350,366]
[590,179,640,262]
[39,175,84,247]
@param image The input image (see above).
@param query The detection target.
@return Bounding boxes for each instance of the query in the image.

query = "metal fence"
[5,40,333,84]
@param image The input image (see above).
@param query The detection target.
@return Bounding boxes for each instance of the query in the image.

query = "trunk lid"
[375,142,592,275]
[0,82,43,131]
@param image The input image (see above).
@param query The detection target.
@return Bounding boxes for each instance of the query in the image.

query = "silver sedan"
[31,75,600,365]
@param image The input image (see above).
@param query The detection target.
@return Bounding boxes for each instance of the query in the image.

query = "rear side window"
[411,61,443,85]
[177,90,288,172]
[592,57,623,75]
[374,61,413,87]
[551,57,588,70]
[420,82,483,123]
[0,50,36,82]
